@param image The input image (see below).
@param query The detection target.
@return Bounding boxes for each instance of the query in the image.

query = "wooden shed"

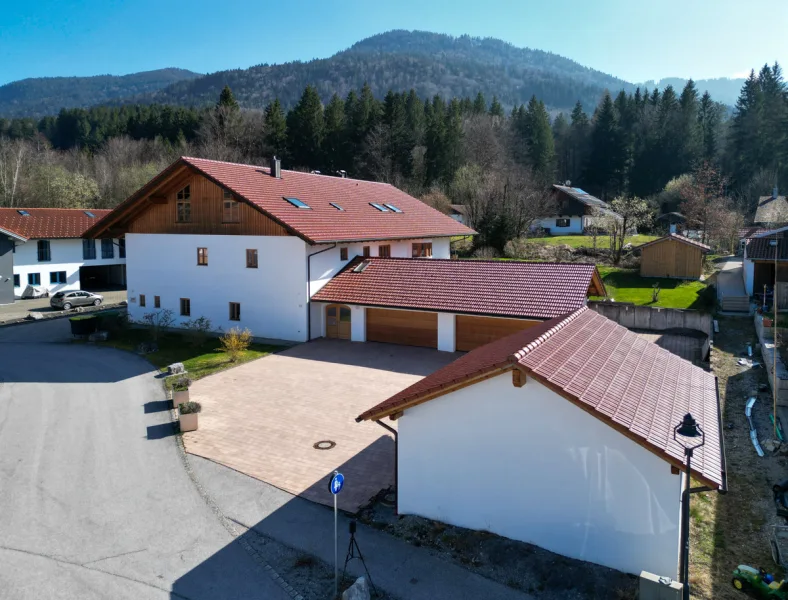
[639,233,710,279]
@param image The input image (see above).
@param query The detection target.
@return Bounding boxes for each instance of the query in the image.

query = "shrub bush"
[218,327,253,362]
[182,316,214,347]
[179,401,201,415]
[172,376,192,391]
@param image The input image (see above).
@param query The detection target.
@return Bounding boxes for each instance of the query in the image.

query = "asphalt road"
[0,322,290,600]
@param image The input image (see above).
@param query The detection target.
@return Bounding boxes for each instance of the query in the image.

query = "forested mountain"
[0,68,201,118]
[134,31,632,113]
[639,77,745,107]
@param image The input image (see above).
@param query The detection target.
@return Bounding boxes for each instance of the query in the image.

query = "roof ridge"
[0,207,110,211]
[510,306,588,361]
[361,256,595,267]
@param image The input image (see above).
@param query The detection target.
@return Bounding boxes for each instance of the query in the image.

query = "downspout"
[306,243,336,341]
[375,419,398,515]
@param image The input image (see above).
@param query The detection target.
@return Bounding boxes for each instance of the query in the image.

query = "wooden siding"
[366,308,438,348]
[126,172,290,237]
[640,238,703,279]
[456,314,540,352]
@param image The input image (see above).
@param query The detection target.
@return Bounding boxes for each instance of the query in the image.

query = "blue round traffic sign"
[329,472,344,495]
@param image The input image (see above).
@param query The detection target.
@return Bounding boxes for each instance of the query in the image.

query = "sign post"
[329,471,345,599]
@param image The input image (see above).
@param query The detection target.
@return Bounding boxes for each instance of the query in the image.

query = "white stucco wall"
[537,216,584,234]
[397,372,682,577]
[350,305,366,342]
[126,233,308,342]
[307,237,451,297]
[437,312,456,352]
[12,237,125,296]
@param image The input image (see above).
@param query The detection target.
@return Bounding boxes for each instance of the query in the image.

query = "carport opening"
[79,264,126,291]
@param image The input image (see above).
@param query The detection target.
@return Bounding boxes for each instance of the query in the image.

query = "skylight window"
[84,211,96,218]
[370,203,389,212]
[330,202,344,211]
[284,197,311,209]
[17,210,29,216]
[353,259,372,273]
[384,204,402,213]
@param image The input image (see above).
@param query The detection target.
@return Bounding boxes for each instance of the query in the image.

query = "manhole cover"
[313,440,336,450]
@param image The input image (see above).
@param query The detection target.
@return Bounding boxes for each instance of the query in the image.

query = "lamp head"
[676,413,701,438]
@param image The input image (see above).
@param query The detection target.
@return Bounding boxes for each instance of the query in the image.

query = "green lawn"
[91,324,281,382]
[527,234,659,249]
[595,267,714,310]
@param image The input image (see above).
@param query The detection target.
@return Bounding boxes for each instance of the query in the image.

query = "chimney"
[270,156,281,179]
[338,170,347,178]
[774,186,780,199]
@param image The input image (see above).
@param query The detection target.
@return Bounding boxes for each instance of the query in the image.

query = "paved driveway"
[185,339,460,512]
[0,288,127,323]
[717,256,746,299]
[0,324,289,600]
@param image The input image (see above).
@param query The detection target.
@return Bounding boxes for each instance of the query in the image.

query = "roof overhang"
[0,226,28,242]
[638,235,711,253]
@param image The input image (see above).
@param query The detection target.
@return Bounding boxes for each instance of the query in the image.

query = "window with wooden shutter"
[363,246,370,258]
[378,245,391,258]
[197,247,208,266]
[176,185,191,222]
[180,298,191,316]
[229,302,241,321]
[340,247,348,261]
[412,242,432,257]
[246,249,258,268]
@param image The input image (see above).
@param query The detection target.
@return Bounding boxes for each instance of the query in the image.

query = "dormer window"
[370,203,389,212]
[176,185,191,222]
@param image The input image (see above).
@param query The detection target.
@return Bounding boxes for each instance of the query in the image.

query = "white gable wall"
[536,216,584,234]
[397,372,682,577]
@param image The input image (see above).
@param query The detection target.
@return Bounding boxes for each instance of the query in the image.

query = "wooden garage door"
[456,315,540,352]
[366,308,438,348]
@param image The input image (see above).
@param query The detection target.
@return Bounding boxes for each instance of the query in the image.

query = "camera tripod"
[341,520,377,596]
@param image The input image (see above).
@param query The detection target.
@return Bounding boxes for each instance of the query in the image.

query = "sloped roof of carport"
[358,306,725,490]
[0,208,111,239]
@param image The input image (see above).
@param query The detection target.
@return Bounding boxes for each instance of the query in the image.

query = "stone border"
[0,301,128,328]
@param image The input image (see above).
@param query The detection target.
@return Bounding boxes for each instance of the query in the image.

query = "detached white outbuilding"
[358,307,726,578]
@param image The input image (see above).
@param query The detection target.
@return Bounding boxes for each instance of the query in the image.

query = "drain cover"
[313,440,336,450]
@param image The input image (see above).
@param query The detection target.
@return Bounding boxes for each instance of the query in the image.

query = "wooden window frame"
[412,242,433,258]
[223,197,240,223]
[229,302,241,321]
[378,245,391,258]
[246,249,258,268]
[139,294,146,307]
[363,246,370,258]
[340,247,348,261]
[180,298,191,317]
[176,185,191,223]
[197,247,208,266]
[154,295,160,308]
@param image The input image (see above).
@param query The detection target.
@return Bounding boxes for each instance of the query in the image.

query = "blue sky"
[0,0,785,86]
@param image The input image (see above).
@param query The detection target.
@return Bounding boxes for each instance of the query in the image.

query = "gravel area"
[358,492,636,600]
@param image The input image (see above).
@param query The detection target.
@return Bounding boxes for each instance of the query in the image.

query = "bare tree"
[0,137,28,207]
[606,195,652,265]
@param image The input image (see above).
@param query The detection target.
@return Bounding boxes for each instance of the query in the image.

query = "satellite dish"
[565,180,571,186]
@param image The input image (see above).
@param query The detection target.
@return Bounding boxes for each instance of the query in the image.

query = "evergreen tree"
[584,92,626,199]
[731,70,765,186]
[425,96,447,184]
[217,85,240,111]
[697,91,720,161]
[263,99,287,157]
[286,85,324,169]
[472,92,487,115]
[489,95,504,118]
[552,112,571,183]
[322,94,346,172]
[522,96,555,181]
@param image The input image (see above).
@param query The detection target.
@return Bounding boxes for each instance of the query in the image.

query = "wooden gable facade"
[95,163,290,239]
[640,237,704,279]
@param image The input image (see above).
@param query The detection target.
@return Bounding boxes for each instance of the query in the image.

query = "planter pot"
[179,412,198,432]
[764,318,774,328]
[69,316,98,337]
[173,389,190,408]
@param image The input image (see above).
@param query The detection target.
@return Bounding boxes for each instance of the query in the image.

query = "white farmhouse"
[357,307,726,579]
[535,184,623,235]
[0,208,126,304]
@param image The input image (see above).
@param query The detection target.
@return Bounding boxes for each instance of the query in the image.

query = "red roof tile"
[312,258,603,319]
[0,208,111,240]
[359,307,724,489]
[739,226,771,239]
[87,157,474,243]
[746,231,788,260]
[638,233,711,252]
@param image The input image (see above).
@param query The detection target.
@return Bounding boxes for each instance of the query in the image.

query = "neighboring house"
[449,204,467,225]
[0,208,126,304]
[738,226,771,255]
[742,226,788,296]
[357,306,726,578]
[312,259,606,351]
[639,233,710,279]
[656,212,686,234]
[535,184,622,235]
[753,187,787,228]
[84,156,475,341]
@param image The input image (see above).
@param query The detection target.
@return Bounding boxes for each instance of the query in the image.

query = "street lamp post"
[675,413,705,600]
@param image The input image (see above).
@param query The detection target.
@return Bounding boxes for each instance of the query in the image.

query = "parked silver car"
[50,290,104,310]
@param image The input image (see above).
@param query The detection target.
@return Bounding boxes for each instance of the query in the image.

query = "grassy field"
[595,267,714,310]
[91,323,281,382]
[526,234,659,249]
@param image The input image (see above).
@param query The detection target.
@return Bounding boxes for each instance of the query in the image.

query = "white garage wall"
[126,233,308,342]
[398,372,682,577]
[307,237,451,297]
[537,216,583,234]
[13,238,125,296]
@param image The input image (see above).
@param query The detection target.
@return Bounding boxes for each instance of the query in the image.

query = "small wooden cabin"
[639,233,710,279]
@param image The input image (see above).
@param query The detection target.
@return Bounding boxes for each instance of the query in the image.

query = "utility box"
[639,571,683,600]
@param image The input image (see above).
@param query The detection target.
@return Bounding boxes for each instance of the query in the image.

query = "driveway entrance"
[184,339,459,512]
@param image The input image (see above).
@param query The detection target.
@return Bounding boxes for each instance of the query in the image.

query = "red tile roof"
[638,233,711,252]
[85,157,475,243]
[358,307,724,489]
[746,231,788,260]
[738,226,771,239]
[312,258,605,319]
[0,208,111,240]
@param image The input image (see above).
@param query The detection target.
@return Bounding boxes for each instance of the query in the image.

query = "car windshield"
[53,292,65,298]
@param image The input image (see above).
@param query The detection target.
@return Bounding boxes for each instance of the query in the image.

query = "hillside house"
[357,306,726,578]
[742,226,788,298]
[639,233,710,279]
[86,157,607,347]
[754,187,788,228]
[0,208,126,304]
[535,184,622,235]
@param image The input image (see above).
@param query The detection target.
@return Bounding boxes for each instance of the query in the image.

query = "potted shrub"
[69,315,98,337]
[171,376,192,408]
[178,401,201,432]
